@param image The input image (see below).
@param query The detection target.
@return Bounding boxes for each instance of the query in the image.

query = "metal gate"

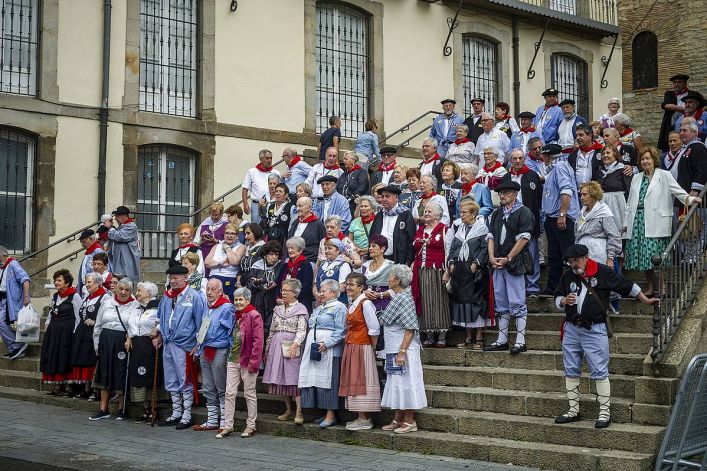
[0,127,34,253]
[0,0,38,96]
[551,53,589,118]
[462,35,498,116]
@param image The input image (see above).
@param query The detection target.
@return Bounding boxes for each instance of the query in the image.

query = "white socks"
[595,379,611,421]
[563,377,581,418]
[181,390,194,423]
[515,316,527,347]
[495,313,510,345]
[168,392,183,421]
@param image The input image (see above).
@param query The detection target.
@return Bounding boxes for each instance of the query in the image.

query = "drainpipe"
[512,16,520,117]
[98,0,112,219]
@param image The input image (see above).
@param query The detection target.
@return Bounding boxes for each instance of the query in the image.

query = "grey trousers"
[200,347,229,409]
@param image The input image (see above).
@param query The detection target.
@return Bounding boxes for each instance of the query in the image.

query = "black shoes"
[175,420,193,430]
[510,344,527,355]
[158,417,181,427]
[595,417,612,429]
[483,343,509,352]
[554,413,582,424]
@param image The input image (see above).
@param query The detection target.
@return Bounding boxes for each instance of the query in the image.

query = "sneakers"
[345,418,373,431]
[1,351,11,359]
[89,410,111,421]
[115,411,127,421]
[393,421,418,434]
[9,344,27,360]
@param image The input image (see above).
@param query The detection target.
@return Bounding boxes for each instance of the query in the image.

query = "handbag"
[309,321,321,361]
[281,340,300,359]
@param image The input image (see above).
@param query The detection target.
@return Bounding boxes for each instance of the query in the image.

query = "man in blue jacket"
[0,246,30,360]
[154,265,207,430]
[430,98,464,157]
[533,88,563,145]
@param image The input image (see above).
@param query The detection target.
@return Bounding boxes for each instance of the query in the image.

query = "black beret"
[376,185,402,196]
[470,97,485,104]
[165,265,189,275]
[669,74,689,82]
[494,180,521,193]
[380,146,397,155]
[683,91,706,106]
[317,175,338,184]
[542,88,559,97]
[79,229,95,240]
[559,99,575,107]
[517,111,536,119]
[441,98,456,105]
[112,205,130,216]
[540,143,563,155]
[563,244,589,260]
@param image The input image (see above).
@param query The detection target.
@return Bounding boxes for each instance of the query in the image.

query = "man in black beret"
[483,180,534,354]
[557,99,588,156]
[463,97,486,144]
[77,229,104,295]
[369,185,416,265]
[372,146,398,187]
[430,98,464,157]
[313,174,352,232]
[674,91,707,140]
[107,205,140,283]
[510,111,540,156]
[533,88,563,145]
[658,74,690,151]
[554,244,658,429]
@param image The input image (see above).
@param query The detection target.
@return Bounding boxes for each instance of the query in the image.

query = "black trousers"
[544,216,576,292]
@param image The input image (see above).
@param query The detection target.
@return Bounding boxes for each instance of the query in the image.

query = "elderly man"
[613,114,645,152]
[281,147,312,203]
[369,185,416,265]
[510,111,540,155]
[336,151,370,215]
[602,127,638,172]
[566,124,605,189]
[540,144,580,294]
[483,181,534,354]
[371,146,397,186]
[533,88,563,145]
[430,98,464,157]
[313,175,351,233]
[475,112,511,165]
[674,91,707,140]
[661,131,683,170]
[658,74,690,151]
[107,206,140,283]
[242,149,281,224]
[154,265,207,430]
[0,246,30,360]
[525,137,546,179]
[288,197,325,264]
[193,278,235,432]
[418,138,447,191]
[674,118,707,198]
[557,99,588,155]
[77,229,105,295]
[501,149,542,296]
[463,97,486,144]
[305,146,344,199]
[554,244,658,428]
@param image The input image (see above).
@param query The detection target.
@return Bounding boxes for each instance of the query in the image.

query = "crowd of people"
[1,74,705,435]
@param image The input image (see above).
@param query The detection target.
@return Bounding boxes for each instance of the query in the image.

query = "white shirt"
[243,167,281,201]
[510,174,523,204]
[173,247,204,275]
[294,221,308,237]
[127,302,159,337]
[305,164,344,198]
[419,161,435,177]
[558,116,577,149]
[574,151,593,188]
[0,266,7,292]
[475,129,510,163]
[379,169,394,185]
[381,212,397,256]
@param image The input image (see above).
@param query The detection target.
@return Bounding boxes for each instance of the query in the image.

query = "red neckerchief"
[499,114,512,121]
[422,153,441,165]
[378,159,396,172]
[579,141,603,153]
[520,125,536,133]
[619,128,634,137]
[287,254,307,272]
[462,182,475,195]
[178,243,197,250]
[236,303,257,321]
[102,273,112,290]
[325,232,345,241]
[677,87,689,95]
[57,287,78,298]
[255,163,273,172]
[114,295,135,305]
[581,259,599,279]
[298,213,318,224]
[483,161,502,172]
[666,150,679,164]
[510,165,530,176]
[422,191,437,199]
[85,241,102,255]
[347,164,362,174]
[123,217,135,224]
[208,294,231,309]
[361,213,376,224]
[323,162,340,170]
[544,101,559,109]
[287,156,302,168]
[164,286,185,299]
[688,108,705,120]
[1,257,15,269]
[454,137,471,145]
[88,287,107,300]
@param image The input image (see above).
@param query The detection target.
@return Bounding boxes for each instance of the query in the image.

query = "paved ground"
[0,398,540,471]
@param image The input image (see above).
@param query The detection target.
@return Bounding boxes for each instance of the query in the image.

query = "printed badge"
[570,282,577,293]
[138,366,146,376]
[118,352,126,360]
[590,277,598,287]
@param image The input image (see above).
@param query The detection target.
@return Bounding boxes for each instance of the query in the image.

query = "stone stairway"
[0,282,675,471]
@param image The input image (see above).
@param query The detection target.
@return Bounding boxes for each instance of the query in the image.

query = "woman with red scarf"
[459,163,493,218]
[77,229,105,295]
[476,147,508,195]
[169,223,204,275]
[613,113,645,154]
[280,237,314,310]
[446,124,475,164]
[494,102,520,138]
[412,175,451,226]
[41,269,82,396]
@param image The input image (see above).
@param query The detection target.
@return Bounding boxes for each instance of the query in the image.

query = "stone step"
[422,349,646,376]
[0,356,40,373]
[0,369,42,390]
[0,385,656,471]
[525,312,653,332]
[525,297,655,315]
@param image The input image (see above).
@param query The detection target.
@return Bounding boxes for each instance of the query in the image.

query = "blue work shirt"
[157,286,206,351]
[533,104,564,145]
[196,301,235,355]
[541,159,580,222]
[283,159,313,195]
[430,112,464,157]
[309,299,347,357]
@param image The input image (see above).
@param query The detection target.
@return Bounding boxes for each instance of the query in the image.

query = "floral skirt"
[625,207,670,270]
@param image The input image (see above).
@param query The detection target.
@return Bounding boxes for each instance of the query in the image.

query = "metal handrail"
[28,247,83,278]
[379,110,439,147]
[650,185,707,376]
[18,219,102,263]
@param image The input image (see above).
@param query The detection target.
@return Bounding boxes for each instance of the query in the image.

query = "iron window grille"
[549,0,576,15]
[139,0,198,117]
[0,0,38,96]
[632,31,658,90]
[551,53,589,118]
[0,127,34,254]
[316,1,369,139]
[462,35,498,116]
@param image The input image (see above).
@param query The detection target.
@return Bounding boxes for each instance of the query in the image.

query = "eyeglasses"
[224,232,237,236]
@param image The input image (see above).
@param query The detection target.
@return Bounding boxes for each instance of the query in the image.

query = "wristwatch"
[559,212,566,217]
[399,348,407,353]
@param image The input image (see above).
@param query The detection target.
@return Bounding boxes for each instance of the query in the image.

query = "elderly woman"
[280,237,314,309]
[197,202,230,270]
[594,145,632,237]
[169,223,203,275]
[314,239,352,304]
[412,175,450,226]
[41,269,82,396]
[258,174,282,221]
[263,278,309,425]
[262,183,293,248]
[77,230,104,295]
[597,97,621,129]
[248,240,284,332]
[494,102,520,138]
[400,168,422,211]
[90,277,139,420]
[317,215,362,268]
[446,124,475,164]
[237,223,265,289]
[362,235,394,312]
[182,252,207,293]
[337,151,370,215]
[348,195,378,257]
[624,146,702,296]
[298,279,348,428]
[353,119,380,167]
[340,273,381,431]
[70,272,109,398]
[379,264,426,434]
[441,160,463,221]
[391,164,409,192]
[288,196,325,264]
[613,113,645,152]
[459,163,493,217]
[205,223,244,301]
[412,203,450,347]
[444,200,491,350]
[291,182,314,219]
[217,288,264,439]
[476,147,508,192]
[576,182,622,265]
[124,281,161,422]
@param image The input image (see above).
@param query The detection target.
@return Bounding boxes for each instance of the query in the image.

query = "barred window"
[316,2,369,139]
[551,54,589,118]
[632,32,658,90]
[0,127,34,253]
[462,36,498,116]
[0,0,38,96]
[139,0,198,117]
[549,0,576,15]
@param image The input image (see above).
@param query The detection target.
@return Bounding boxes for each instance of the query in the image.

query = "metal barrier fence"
[654,354,707,471]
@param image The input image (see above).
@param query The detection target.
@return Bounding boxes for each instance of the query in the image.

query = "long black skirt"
[71,322,97,367]
[93,329,128,392]
[128,336,163,389]
[40,316,75,376]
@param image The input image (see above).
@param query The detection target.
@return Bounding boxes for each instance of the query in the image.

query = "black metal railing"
[551,53,589,120]
[651,186,707,376]
[379,110,439,149]
[18,220,101,264]
[462,35,498,117]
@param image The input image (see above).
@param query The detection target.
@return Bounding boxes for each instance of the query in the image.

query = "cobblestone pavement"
[0,398,540,471]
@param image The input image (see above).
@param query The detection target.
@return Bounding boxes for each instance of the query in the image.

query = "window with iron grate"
[462,35,498,116]
[315,2,369,139]
[0,127,34,253]
[139,0,198,117]
[551,53,589,118]
[0,0,38,96]
[632,31,658,90]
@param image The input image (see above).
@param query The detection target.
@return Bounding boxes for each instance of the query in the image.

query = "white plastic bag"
[15,304,40,343]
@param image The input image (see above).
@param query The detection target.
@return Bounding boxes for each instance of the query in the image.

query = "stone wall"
[618,0,707,146]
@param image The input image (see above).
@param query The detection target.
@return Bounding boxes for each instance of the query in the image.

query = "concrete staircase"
[2,266,686,470]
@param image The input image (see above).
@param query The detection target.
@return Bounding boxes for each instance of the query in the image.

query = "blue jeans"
[527,238,541,293]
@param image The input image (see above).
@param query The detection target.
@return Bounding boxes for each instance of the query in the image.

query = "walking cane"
[122,350,131,416]
[150,346,160,427]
